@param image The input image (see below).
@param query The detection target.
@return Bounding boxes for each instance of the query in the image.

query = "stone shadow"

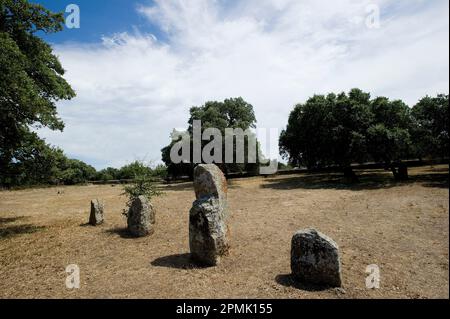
[104,227,137,239]
[0,216,26,224]
[151,253,209,269]
[79,222,94,227]
[275,274,334,292]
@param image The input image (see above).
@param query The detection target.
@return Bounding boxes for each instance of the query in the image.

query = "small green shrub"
[122,168,162,217]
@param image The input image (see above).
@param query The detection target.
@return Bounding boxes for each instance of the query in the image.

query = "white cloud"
[39,0,449,169]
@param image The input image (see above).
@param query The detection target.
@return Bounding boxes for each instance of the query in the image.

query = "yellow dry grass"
[0,165,448,299]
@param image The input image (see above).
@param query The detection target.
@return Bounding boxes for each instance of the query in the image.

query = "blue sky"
[30,0,449,170]
[33,0,164,43]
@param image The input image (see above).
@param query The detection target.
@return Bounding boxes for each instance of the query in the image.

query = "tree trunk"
[391,162,408,181]
[397,163,408,180]
[188,164,194,181]
[343,166,359,183]
[223,164,229,178]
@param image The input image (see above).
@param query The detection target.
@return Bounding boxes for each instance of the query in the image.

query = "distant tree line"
[279,89,449,181]
[95,161,167,182]
[0,132,97,187]
[1,148,167,188]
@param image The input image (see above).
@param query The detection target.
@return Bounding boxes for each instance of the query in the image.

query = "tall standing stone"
[89,199,104,226]
[291,228,342,287]
[127,195,155,237]
[190,164,229,266]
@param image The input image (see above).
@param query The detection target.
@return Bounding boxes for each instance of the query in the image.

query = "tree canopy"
[162,97,262,178]
[411,94,449,160]
[1,0,75,187]
[279,89,373,177]
[279,89,447,181]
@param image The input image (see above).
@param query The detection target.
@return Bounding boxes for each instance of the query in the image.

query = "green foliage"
[0,0,75,187]
[93,163,168,183]
[152,164,168,179]
[161,140,194,179]
[0,130,96,187]
[280,89,418,180]
[122,163,162,212]
[280,89,373,171]
[279,94,335,168]
[117,161,152,180]
[95,167,120,181]
[162,97,262,178]
[366,97,413,168]
[1,131,65,186]
[331,89,373,168]
[58,159,96,185]
[277,162,293,170]
[411,94,449,159]
[188,97,257,133]
[122,175,161,203]
[188,98,260,177]
[281,91,448,179]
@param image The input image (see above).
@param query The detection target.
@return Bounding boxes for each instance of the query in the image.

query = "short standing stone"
[127,196,155,237]
[89,199,104,225]
[291,228,342,287]
[189,164,229,266]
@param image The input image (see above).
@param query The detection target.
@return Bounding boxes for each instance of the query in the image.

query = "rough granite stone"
[291,228,342,287]
[189,164,229,266]
[127,196,155,237]
[89,199,104,226]
[193,164,227,203]
[189,197,229,266]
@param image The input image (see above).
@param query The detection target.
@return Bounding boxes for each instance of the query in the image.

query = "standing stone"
[193,164,227,202]
[291,228,342,287]
[127,195,155,237]
[189,164,229,266]
[89,199,104,226]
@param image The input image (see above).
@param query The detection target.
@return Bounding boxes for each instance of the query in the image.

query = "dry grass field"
[0,165,448,299]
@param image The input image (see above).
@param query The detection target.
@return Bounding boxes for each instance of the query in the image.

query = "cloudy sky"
[34,0,449,169]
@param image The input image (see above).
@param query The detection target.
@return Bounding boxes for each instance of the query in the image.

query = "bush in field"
[122,166,162,216]
[117,161,152,180]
